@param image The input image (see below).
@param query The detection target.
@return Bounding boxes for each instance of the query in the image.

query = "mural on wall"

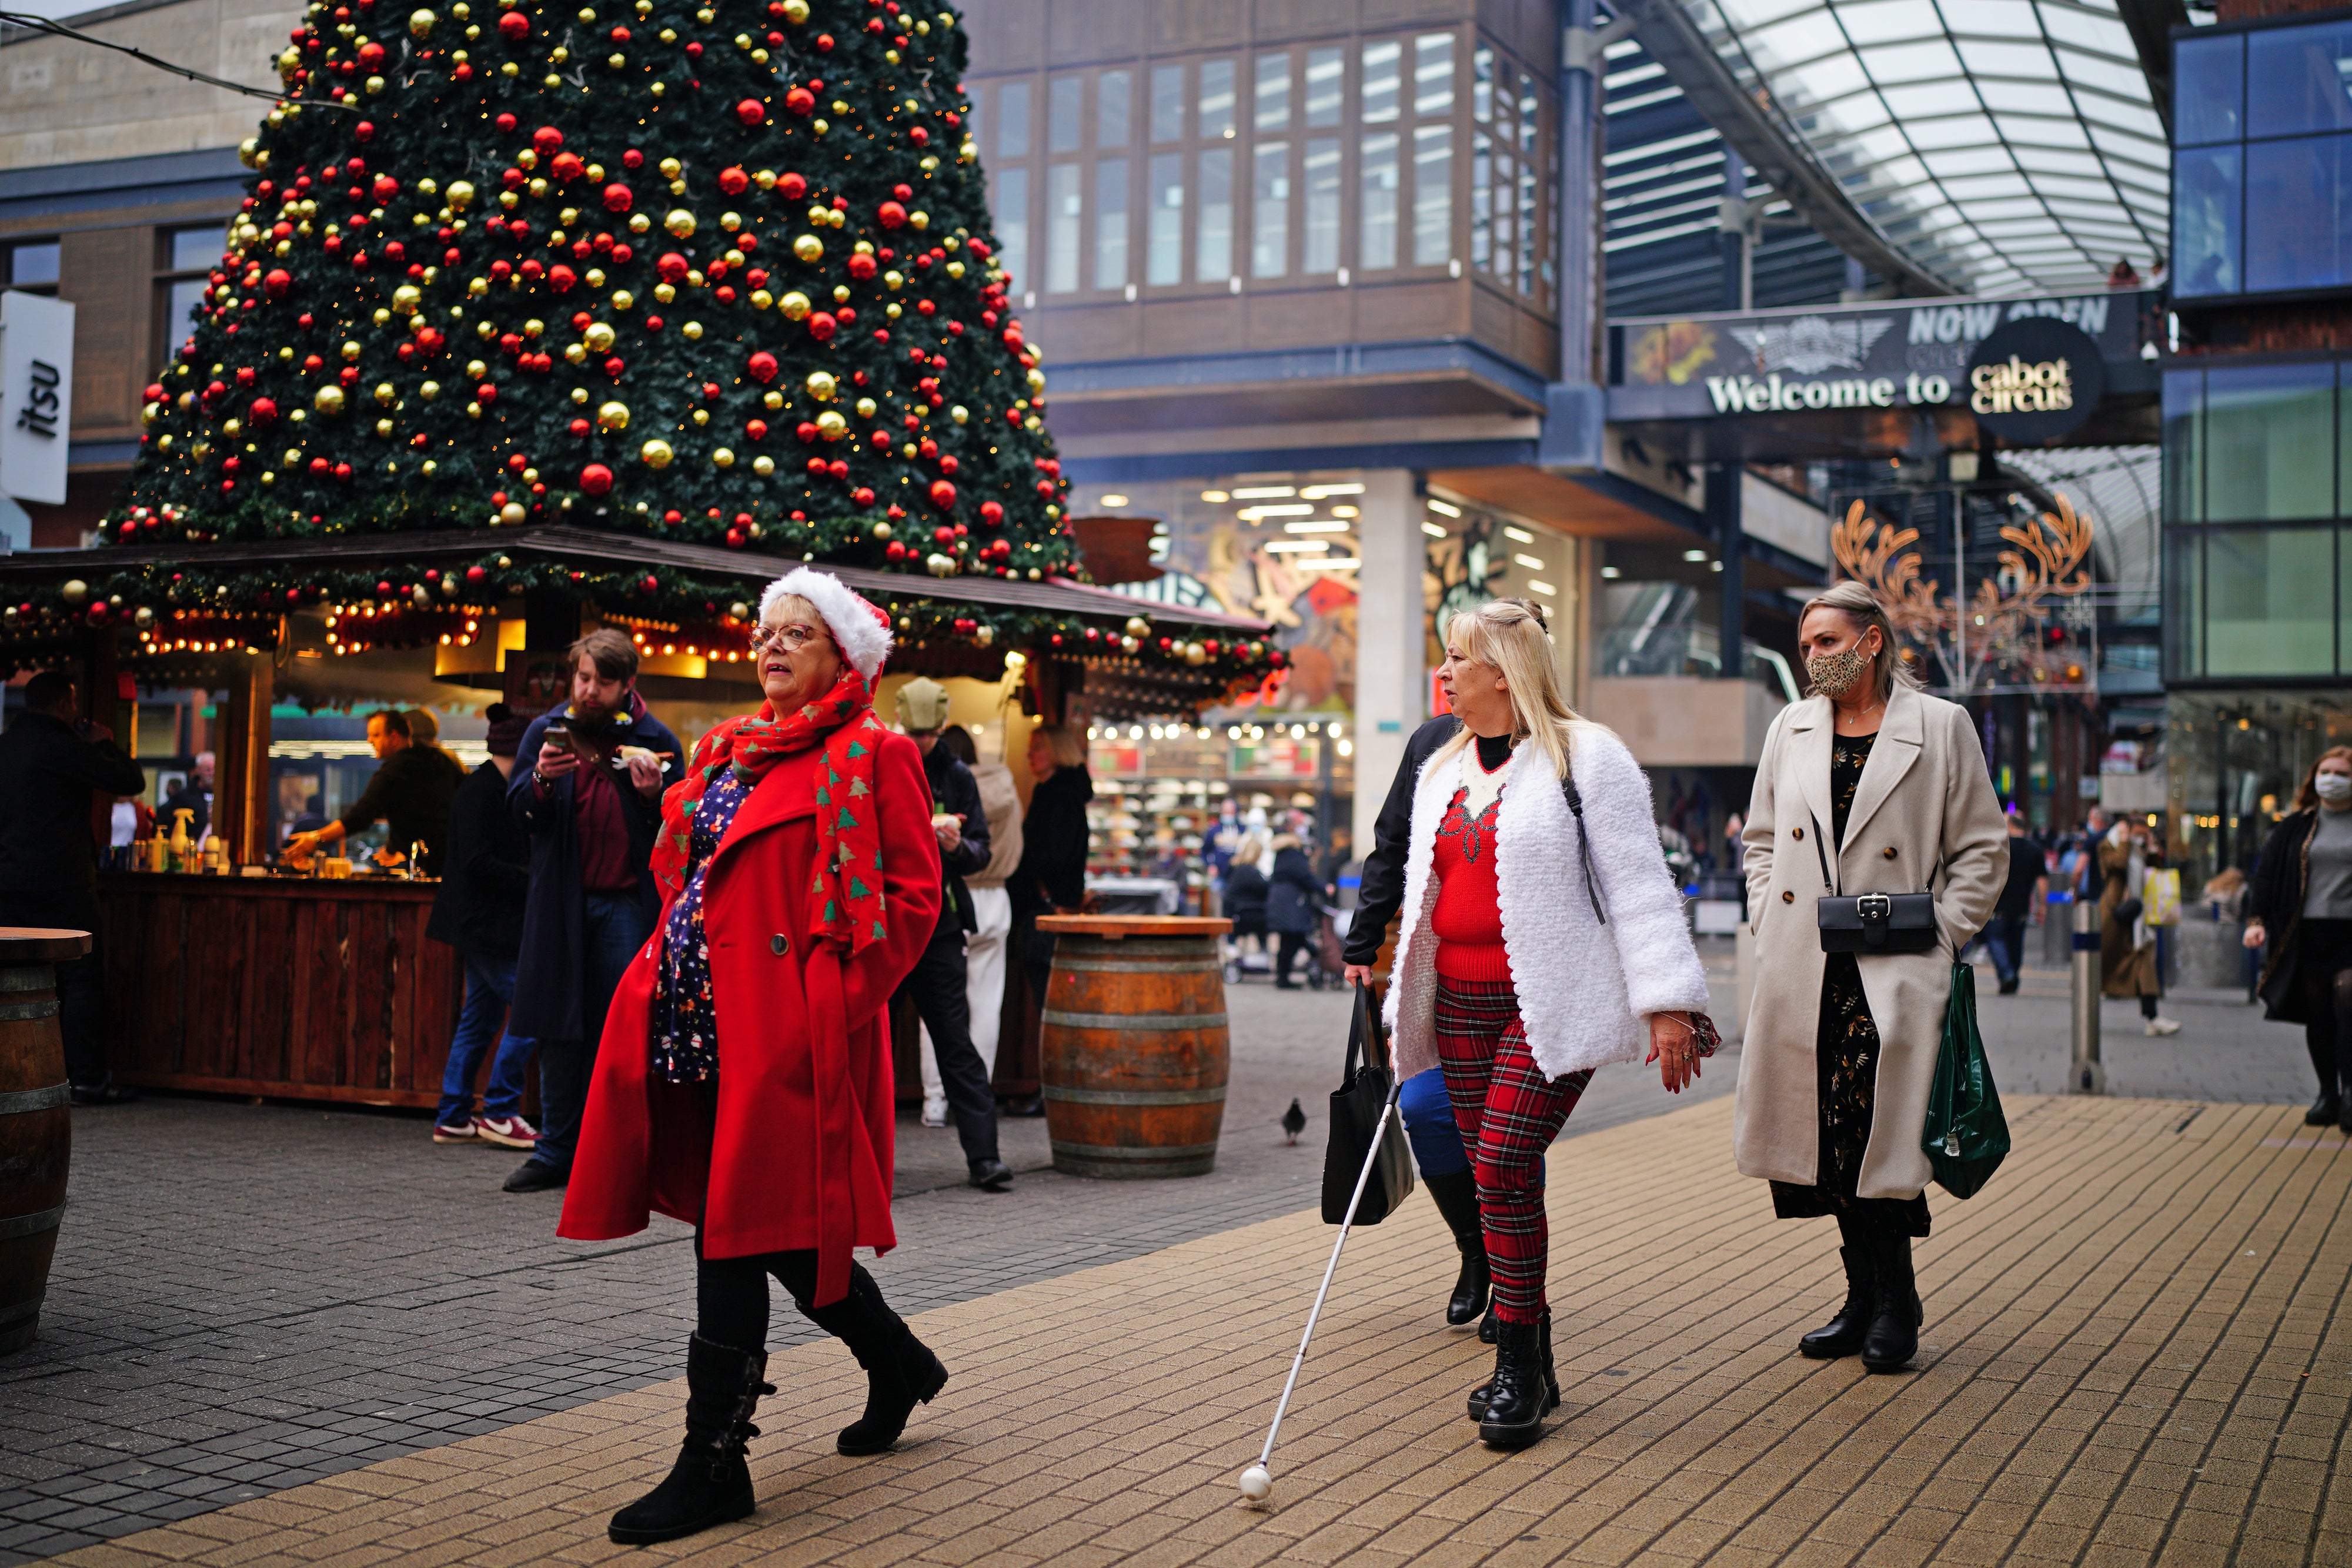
[1423,510,1510,663]
[1151,505,1357,716]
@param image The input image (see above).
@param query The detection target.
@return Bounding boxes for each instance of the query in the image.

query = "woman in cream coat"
[1738,581,2006,1373]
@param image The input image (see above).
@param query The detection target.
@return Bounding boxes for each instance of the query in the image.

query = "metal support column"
[1707,463,1743,680]
[1719,151,1750,312]
[2070,898,2106,1094]
[1540,2,1634,468]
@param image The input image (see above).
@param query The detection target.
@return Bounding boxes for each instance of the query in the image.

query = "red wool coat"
[556,727,941,1305]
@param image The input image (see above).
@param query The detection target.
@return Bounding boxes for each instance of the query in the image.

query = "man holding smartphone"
[501,629,683,1193]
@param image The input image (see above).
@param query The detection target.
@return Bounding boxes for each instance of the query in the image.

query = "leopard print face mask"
[1805,642,1876,700]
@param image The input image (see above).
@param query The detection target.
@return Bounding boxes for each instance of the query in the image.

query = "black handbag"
[1811,813,1939,955]
[1321,981,1415,1226]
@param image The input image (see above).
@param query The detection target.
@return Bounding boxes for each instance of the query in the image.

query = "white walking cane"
[1237,1071,1404,1503]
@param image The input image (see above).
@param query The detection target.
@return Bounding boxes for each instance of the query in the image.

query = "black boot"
[801,1265,949,1456]
[1465,1310,1555,1423]
[2308,1090,2341,1127]
[608,1336,773,1544]
[1423,1170,1491,1328]
[1798,1215,1876,1360]
[2306,1035,2339,1125]
[1860,1228,1922,1373]
[1476,1317,1557,1448]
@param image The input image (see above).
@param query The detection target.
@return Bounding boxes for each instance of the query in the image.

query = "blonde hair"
[1232,838,1263,868]
[1799,580,1920,703]
[1269,833,1300,853]
[2294,745,2352,812]
[1029,723,1087,770]
[1434,597,1581,783]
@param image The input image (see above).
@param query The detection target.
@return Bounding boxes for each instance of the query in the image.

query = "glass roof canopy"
[1676,0,2169,296]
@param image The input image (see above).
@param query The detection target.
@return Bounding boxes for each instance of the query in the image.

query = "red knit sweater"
[1432,783,1510,982]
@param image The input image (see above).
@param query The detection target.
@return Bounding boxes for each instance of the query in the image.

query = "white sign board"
[0,290,75,506]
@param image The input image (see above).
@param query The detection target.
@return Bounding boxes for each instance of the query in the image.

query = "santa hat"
[759,567,893,681]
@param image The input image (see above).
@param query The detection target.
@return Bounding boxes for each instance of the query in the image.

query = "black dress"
[1770,730,1932,1238]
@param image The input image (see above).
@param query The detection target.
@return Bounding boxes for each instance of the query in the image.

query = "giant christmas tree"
[119,0,1067,583]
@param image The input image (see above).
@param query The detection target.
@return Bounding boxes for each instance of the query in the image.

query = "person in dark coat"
[1221,838,1271,950]
[0,671,148,1102]
[2246,746,2352,1131]
[1983,810,2046,995]
[285,709,462,872]
[1265,833,1324,988]
[1011,723,1094,1028]
[425,704,540,1149]
[501,630,684,1193]
[891,678,1010,1192]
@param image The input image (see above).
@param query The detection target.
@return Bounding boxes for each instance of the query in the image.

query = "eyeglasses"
[750,623,830,654]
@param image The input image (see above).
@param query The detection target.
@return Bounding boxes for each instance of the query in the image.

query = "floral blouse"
[649,770,751,1084]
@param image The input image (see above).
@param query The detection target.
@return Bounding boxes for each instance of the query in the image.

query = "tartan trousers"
[1434,975,1593,1325]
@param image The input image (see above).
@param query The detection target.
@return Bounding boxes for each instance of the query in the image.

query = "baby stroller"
[1299,905,1347,991]
[1223,907,1274,984]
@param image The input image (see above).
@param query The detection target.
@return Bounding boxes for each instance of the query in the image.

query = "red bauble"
[580,463,614,495]
[795,421,818,442]
[640,575,659,593]
[846,252,877,280]
[497,9,527,38]
[718,166,750,195]
[908,125,929,146]
[358,41,385,68]
[736,98,767,126]
[552,151,584,183]
[979,500,1004,526]
[355,119,375,142]
[928,479,957,510]
[893,183,913,200]
[466,565,487,583]
[777,171,807,199]
[263,268,292,297]
[570,417,592,436]
[249,397,279,424]
[886,541,908,561]
[371,173,400,201]
[746,350,779,383]
[1002,326,1024,352]
[533,126,563,153]
[656,252,690,282]
[806,312,836,342]
[783,86,815,116]
[547,265,576,293]
[851,486,876,506]
[878,200,906,229]
[745,418,768,440]
[938,455,959,476]
[495,112,517,133]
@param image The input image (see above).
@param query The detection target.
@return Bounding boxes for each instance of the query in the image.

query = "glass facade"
[2164,359,2352,683]
[2174,19,2352,299]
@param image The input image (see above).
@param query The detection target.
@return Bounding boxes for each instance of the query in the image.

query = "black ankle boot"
[1465,1311,1554,1423]
[1799,1218,1876,1360]
[1423,1170,1491,1328]
[1860,1229,1922,1373]
[609,1336,773,1544]
[2307,1090,2340,1128]
[802,1266,949,1455]
[1476,1318,1556,1447]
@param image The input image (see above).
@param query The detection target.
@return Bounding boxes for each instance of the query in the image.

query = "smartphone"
[543,719,577,758]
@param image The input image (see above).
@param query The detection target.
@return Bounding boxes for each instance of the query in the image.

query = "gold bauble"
[804,370,837,402]
[950,404,969,424]
[751,456,774,477]
[814,410,847,440]
[582,321,616,352]
[239,138,263,169]
[1184,642,1207,666]
[313,386,346,415]
[446,179,476,210]
[134,606,155,630]
[681,320,704,342]
[711,447,735,469]
[499,502,527,524]
[418,380,441,401]
[596,400,630,432]
[409,8,436,37]
[61,580,88,605]
[781,0,807,19]
[640,439,674,469]
[663,209,697,238]
[791,233,824,263]
[854,397,877,417]
[1124,616,1151,638]
[392,284,423,315]
[973,624,994,647]
[871,520,893,539]
[375,418,394,436]
[779,290,811,320]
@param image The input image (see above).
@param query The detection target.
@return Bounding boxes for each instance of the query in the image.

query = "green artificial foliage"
[111,0,1075,584]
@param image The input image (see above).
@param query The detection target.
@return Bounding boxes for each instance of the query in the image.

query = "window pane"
[1049,75,1084,154]
[2166,533,2203,680]
[2173,146,2241,298]
[1415,33,1454,117]
[2163,369,2203,524]
[2173,34,2241,147]
[1047,163,1082,292]
[1198,148,1233,281]
[1474,45,1493,123]
[1363,40,1399,124]
[168,228,222,273]
[997,81,1031,159]
[2246,134,2352,295]
[8,242,59,287]
[2343,528,2352,674]
[1151,64,1184,143]
[1361,132,1399,269]
[1306,47,1343,129]
[1516,121,1538,295]
[1148,152,1184,285]
[1412,123,1452,265]
[2206,528,2336,677]
[1304,138,1341,273]
[2247,19,2352,140]
[1201,58,1235,141]
[1253,142,1289,277]
[1256,54,1290,132]
[163,278,207,351]
[1492,149,1514,278]
[2206,363,2336,520]
[1094,159,1130,289]
[1471,131,1492,273]
[1100,69,1131,148]
[994,166,1031,293]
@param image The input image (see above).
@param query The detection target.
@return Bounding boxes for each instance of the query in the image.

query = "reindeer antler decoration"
[1829,500,1941,634]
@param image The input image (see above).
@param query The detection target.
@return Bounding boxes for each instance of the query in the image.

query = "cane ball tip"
[1238,1465,1272,1500]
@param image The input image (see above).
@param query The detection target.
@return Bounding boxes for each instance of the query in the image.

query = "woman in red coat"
[558,567,944,1545]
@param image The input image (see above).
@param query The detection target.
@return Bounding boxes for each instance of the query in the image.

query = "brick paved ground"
[40,1091,2352,1568]
[0,945,2334,1564]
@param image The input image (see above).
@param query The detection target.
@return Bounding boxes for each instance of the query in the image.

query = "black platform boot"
[608,1336,774,1544]
[1860,1228,1923,1373]
[2306,1036,2340,1126]
[1465,1310,1555,1423]
[1798,1214,1876,1360]
[1423,1170,1491,1328]
[1476,1317,1558,1448]
[802,1265,950,1455]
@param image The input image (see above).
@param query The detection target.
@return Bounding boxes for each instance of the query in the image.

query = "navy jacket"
[427,760,531,964]
[0,710,146,921]
[1341,716,1461,966]
[1013,765,1094,918]
[1266,847,1324,935]
[506,697,683,1041]
[921,743,990,938]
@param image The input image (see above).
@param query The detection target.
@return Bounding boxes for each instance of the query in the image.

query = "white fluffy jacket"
[1383,721,1711,1083]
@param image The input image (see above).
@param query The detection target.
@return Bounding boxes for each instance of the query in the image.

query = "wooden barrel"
[0,928,84,1356]
[1037,915,1231,1179]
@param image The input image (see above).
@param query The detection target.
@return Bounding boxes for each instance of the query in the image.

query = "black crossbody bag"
[1811,812,1939,954]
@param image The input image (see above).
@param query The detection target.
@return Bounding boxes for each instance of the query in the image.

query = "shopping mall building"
[2,0,2342,903]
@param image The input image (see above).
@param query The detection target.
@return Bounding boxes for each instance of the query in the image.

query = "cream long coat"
[1733,684,2007,1199]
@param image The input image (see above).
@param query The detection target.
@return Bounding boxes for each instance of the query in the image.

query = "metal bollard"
[2070,898,2105,1095]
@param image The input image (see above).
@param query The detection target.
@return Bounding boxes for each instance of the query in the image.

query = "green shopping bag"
[1922,961,2010,1199]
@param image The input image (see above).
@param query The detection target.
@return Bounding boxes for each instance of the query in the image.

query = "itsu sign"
[0,290,75,506]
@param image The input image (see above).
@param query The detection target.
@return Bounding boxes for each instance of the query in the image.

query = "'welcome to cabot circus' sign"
[1608,290,2142,441]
